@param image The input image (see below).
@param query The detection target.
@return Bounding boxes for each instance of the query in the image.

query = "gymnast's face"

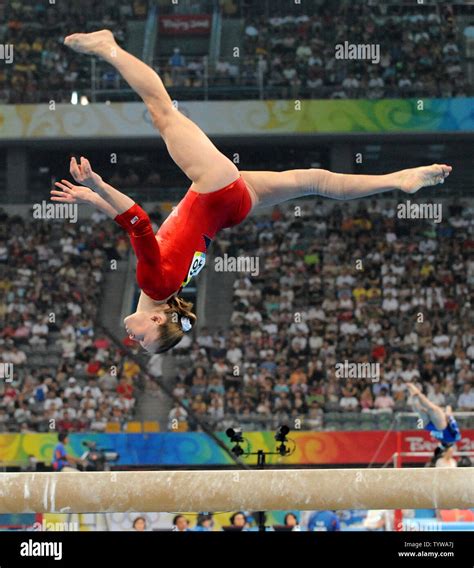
[124,311,165,352]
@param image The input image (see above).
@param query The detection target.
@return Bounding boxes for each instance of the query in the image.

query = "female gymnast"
[407,383,461,449]
[54,30,452,354]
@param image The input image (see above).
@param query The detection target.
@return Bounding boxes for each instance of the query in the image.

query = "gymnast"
[407,383,461,450]
[53,30,452,354]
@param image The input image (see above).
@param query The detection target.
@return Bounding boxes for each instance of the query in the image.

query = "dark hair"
[197,513,213,526]
[58,431,68,443]
[173,514,188,526]
[428,445,446,466]
[155,296,197,354]
[230,511,246,525]
[133,516,146,528]
[284,512,298,525]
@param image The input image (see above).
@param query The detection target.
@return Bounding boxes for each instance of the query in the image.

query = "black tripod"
[226,426,291,532]
[246,448,289,532]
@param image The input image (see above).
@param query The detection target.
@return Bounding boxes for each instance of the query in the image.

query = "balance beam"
[0,468,472,513]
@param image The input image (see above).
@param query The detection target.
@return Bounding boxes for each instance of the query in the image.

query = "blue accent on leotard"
[426,415,461,445]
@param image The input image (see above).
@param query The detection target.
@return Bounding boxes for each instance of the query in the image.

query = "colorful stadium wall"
[0,98,472,139]
[1,430,474,467]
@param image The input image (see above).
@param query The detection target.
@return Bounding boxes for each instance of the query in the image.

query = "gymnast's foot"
[399,164,452,194]
[64,30,116,57]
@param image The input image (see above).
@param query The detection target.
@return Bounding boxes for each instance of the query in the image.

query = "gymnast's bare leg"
[64,30,245,199]
[64,31,451,210]
[241,164,451,208]
[407,383,448,431]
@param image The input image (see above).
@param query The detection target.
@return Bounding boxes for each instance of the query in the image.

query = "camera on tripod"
[79,440,119,471]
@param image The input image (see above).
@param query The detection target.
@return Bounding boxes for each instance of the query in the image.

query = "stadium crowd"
[0,0,144,103]
[1,0,469,102]
[168,198,474,431]
[238,3,468,99]
[157,2,469,99]
[0,208,142,433]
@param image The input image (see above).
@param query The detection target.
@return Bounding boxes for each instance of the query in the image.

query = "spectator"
[340,393,359,411]
[132,516,146,531]
[172,515,190,532]
[167,404,188,431]
[169,48,186,86]
[193,513,214,532]
[374,388,395,412]
[457,384,474,410]
[52,432,84,472]
[283,512,300,530]
[306,510,340,531]
[229,512,247,530]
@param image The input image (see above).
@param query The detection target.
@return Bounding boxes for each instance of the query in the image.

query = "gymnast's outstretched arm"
[51,179,119,219]
[57,157,164,298]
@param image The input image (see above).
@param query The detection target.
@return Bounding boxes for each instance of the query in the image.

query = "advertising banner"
[0,98,472,140]
[159,15,212,35]
[1,430,473,466]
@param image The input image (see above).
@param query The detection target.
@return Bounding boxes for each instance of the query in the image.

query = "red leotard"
[114,175,252,301]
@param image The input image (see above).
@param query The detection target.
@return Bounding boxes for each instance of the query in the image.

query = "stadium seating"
[172,198,474,431]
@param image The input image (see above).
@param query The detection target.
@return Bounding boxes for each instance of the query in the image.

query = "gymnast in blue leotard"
[425,414,461,447]
[407,383,461,448]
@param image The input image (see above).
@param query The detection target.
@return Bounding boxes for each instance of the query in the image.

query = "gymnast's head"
[123,296,196,354]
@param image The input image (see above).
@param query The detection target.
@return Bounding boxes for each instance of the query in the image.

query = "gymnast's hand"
[69,156,103,191]
[50,179,96,205]
[406,383,421,397]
